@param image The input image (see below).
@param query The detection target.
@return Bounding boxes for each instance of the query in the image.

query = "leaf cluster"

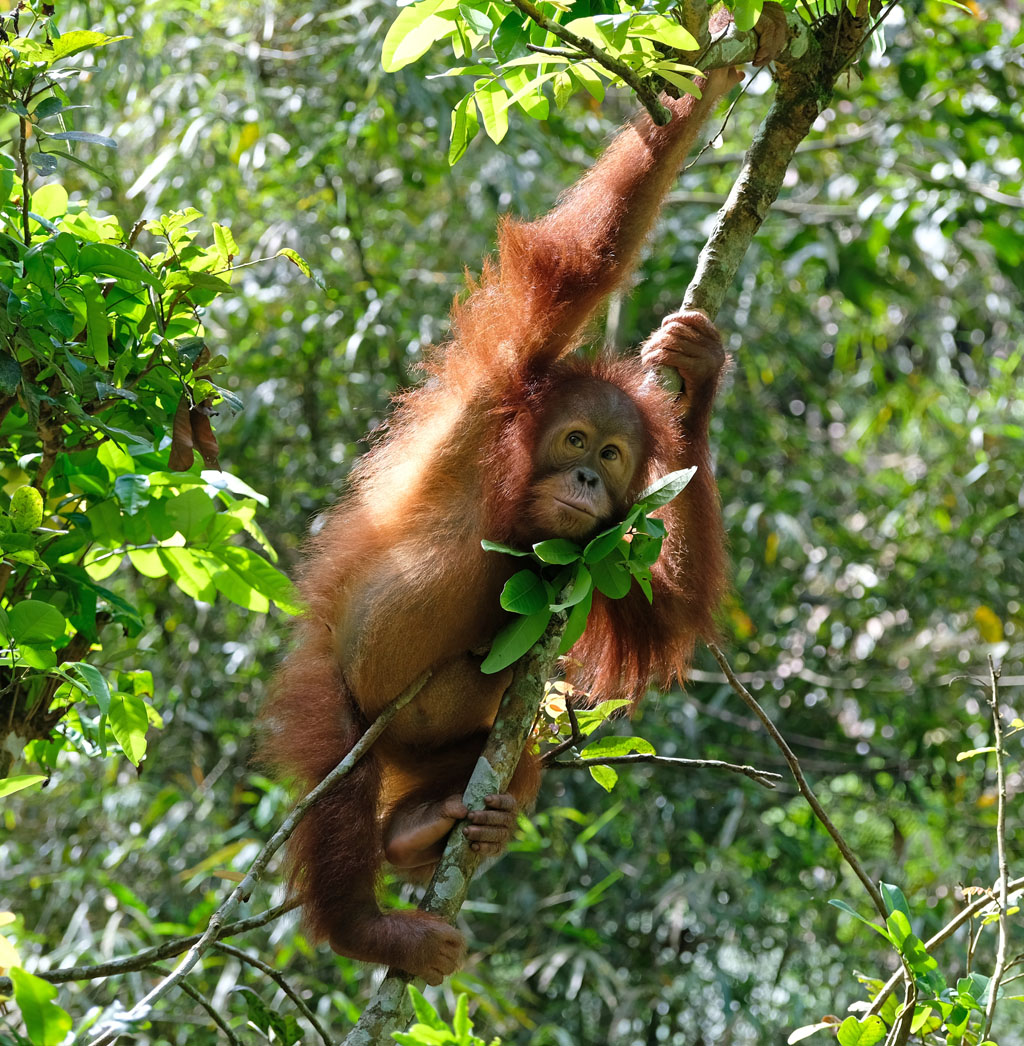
[480,467,695,672]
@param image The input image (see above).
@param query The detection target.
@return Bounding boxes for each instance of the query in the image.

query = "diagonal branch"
[86,671,433,1046]
[340,620,566,1046]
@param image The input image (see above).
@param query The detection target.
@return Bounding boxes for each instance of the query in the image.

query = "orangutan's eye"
[567,431,585,449]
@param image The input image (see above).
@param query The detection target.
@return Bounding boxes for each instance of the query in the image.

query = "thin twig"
[169,971,243,1046]
[86,671,432,1046]
[983,656,1008,1040]
[548,752,781,789]
[0,901,301,996]
[708,642,885,915]
[214,943,332,1046]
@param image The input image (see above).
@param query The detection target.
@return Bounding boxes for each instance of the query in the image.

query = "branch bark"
[340,620,566,1046]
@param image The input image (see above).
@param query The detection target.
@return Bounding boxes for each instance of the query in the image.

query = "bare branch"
[548,752,782,789]
[86,671,432,1046]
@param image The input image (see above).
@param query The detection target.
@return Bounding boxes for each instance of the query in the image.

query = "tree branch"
[547,752,782,789]
[86,671,432,1046]
[340,621,565,1046]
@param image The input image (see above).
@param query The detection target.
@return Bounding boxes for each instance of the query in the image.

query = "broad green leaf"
[500,569,549,615]
[835,1015,885,1046]
[582,735,655,758]
[885,909,911,947]
[114,474,151,515]
[81,279,110,366]
[627,14,698,50]
[572,60,606,102]
[654,67,702,98]
[492,11,529,62]
[213,222,238,266]
[636,466,697,510]
[10,968,72,1046]
[128,547,169,579]
[164,487,216,540]
[79,242,161,288]
[49,130,117,149]
[550,563,592,611]
[880,881,912,920]
[583,521,627,563]
[828,900,894,944]
[158,547,217,602]
[109,692,149,765]
[30,183,69,220]
[0,774,46,798]
[474,78,509,143]
[10,485,43,531]
[590,551,631,599]
[481,607,551,673]
[381,0,461,72]
[558,587,593,653]
[212,545,301,614]
[588,764,618,792]
[8,601,66,645]
[48,29,128,61]
[66,661,112,714]
[448,92,479,165]
[532,537,581,564]
[502,65,550,119]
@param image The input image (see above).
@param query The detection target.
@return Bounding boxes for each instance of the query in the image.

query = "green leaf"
[66,661,112,714]
[408,985,445,1030]
[213,545,302,614]
[79,242,161,288]
[381,0,461,72]
[10,485,43,531]
[729,0,764,33]
[885,909,912,947]
[47,29,128,61]
[583,521,627,563]
[588,764,618,792]
[276,247,314,279]
[158,546,217,602]
[0,774,47,798]
[835,1015,886,1046]
[502,66,550,119]
[10,967,73,1046]
[550,563,592,611]
[828,900,894,944]
[481,607,551,673]
[582,735,655,758]
[635,466,697,510]
[448,92,479,165]
[492,12,529,62]
[114,474,151,515]
[109,692,149,765]
[48,130,117,149]
[164,487,216,540]
[213,222,238,266]
[532,537,581,564]
[500,568,549,615]
[8,601,67,645]
[474,78,510,143]
[80,279,110,366]
[0,350,21,394]
[590,550,632,599]
[558,587,593,653]
[626,14,698,50]
[879,881,911,920]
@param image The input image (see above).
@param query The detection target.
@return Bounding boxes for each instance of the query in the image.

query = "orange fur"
[257,81,730,980]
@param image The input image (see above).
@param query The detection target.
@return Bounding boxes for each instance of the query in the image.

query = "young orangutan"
[260,25,782,981]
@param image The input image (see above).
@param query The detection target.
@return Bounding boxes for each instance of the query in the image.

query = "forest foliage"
[1,0,1022,1044]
